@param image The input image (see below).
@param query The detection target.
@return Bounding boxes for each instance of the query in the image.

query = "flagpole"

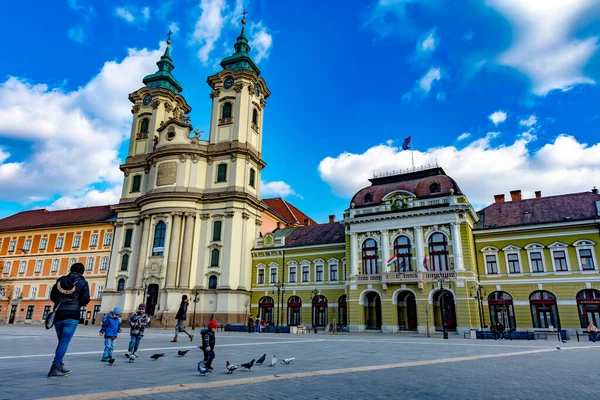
[411,136,415,170]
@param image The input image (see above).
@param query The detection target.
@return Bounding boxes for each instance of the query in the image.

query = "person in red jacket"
[199,320,218,374]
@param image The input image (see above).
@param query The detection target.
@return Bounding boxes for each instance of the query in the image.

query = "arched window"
[428,233,449,271]
[312,295,328,327]
[287,296,302,326]
[530,290,560,329]
[222,102,232,119]
[120,254,129,271]
[488,291,516,330]
[252,108,259,126]
[576,289,600,328]
[152,221,166,256]
[210,249,220,267]
[393,236,412,272]
[259,296,274,324]
[117,278,125,291]
[362,239,379,274]
[338,295,347,327]
[140,118,149,133]
[208,275,218,289]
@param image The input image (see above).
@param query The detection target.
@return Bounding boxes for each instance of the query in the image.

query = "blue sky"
[1,0,600,223]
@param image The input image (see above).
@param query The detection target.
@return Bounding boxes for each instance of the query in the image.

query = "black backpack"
[200,328,209,349]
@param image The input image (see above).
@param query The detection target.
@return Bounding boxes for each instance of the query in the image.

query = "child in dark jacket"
[125,303,150,358]
[199,320,218,375]
[100,307,122,361]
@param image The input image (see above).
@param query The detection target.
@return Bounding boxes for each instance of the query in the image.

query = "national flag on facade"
[387,254,398,267]
[423,256,429,271]
[402,136,411,150]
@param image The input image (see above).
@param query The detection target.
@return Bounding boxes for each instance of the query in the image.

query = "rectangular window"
[289,267,296,283]
[46,286,51,299]
[100,256,109,271]
[124,229,133,248]
[530,252,544,272]
[553,250,568,271]
[213,221,222,241]
[486,255,498,274]
[30,287,37,299]
[507,253,520,273]
[96,285,104,299]
[580,249,595,270]
[258,269,265,284]
[72,235,81,248]
[24,239,32,251]
[330,265,338,281]
[39,238,47,250]
[18,261,26,274]
[3,261,11,274]
[14,287,21,299]
[103,233,112,246]
[270,268,277,283]
[26,305,34,319]
[131,175,142,193]
[43,305,51,320]
[70,258,77,266]
[90,234,98,247]
[35,260,42,273]
[86,257,94,271]
[316,265,324,282]
[9,241,16,252]
[216,164,227,182]
[302,266,310,282]
[249,168,256,187]
[51,259,59,273]
[56,237,64,249]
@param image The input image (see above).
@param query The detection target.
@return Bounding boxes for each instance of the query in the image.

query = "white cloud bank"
[115,6,151,23]
[0,44,165,206]
[489,110,507,125]
[520,115,537,127]
[318,133,600,208]
[261,180,301,199]
[487,0,599,95]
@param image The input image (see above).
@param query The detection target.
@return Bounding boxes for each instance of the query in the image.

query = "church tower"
[101,20,270,326]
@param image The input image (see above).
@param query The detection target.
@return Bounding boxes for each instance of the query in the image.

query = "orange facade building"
[0,206,115,325]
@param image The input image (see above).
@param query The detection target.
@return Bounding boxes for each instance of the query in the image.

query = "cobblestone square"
[1,325,599,399]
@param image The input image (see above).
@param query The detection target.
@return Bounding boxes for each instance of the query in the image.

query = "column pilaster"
[130,218,145,288]
[381,229,390,273]
[350,233,359,276]
[415,226,425,272]
[451,223,465,271]
[106,222,124,290]
[178,212,196,288]
[166,212,183,288]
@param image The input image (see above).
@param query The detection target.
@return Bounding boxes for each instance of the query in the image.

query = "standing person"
[199,319,218,375]
[125,304,150,358]
[490,322,497,340]
[496,322,505,341]
[171,295,194,342]
[48,262,90,378]
[248,315,254,334]
[254,317,260,333]
[261,320,267,333]
[99,307,122,361]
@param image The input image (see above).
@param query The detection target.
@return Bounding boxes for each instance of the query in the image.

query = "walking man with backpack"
[47,262,90,378]
[171,295,194,342]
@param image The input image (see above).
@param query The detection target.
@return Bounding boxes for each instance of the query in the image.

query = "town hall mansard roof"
[350,167,463,208]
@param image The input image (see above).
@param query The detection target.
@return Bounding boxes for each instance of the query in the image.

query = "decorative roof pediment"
[313,258,325,264]
[574,239,596,247]
[480,246,499,253]
[524,243,545,250]
[548,241,568,248]
[502,245,521,252]
[300,259,311,266]
[268,262,278,269]
[327,257,339,264]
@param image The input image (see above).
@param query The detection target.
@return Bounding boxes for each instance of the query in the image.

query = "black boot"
[47,365,67,378]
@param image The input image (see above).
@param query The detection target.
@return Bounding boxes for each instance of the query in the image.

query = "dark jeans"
[128,335,143,353]
[53,319,79,367]
[589,332,600,341]
[202,349,215,368]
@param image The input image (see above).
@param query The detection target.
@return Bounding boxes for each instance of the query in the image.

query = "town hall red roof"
[0,206,115,232]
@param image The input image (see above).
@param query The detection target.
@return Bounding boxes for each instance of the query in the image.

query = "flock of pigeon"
[107,349,296,378]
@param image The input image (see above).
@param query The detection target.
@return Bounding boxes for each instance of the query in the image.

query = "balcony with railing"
[355,270,456,284]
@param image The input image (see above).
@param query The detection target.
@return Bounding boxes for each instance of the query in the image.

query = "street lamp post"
[470,283,485,330]
[311,287,320,334]
[272,281,285,334]
[438,278,448,340]
[192,290,200,330]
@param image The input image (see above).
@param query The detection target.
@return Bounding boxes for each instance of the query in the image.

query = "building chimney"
[303,218,309,226]
[593,186,599,194]
[510,190,522,201]
[329,215,335,223]
[494,194,505,204]
[535,191,542,198]
[276,222,282,229]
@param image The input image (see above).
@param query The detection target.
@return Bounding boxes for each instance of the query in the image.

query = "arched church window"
[208,275,218,289]
[222,102,232,119]
[211,249,220,267]
[120,254,129,271]
[140,118,149,133]
[117,278,125,291]
[428,232,449,271]
[152,221,166,256]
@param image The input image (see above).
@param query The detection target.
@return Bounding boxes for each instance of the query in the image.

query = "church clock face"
[143,95,152,105]
[224,77,234,89]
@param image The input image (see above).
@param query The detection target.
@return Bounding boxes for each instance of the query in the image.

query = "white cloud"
[115,7,135,22]
[457,132,471,141]
[48,185,122,210]
[487,0,599,95]
[419,67,441,92]
[489,110,507,125]
[169,22,180,34]
[261,180,299,198]
[141,7,150,20]
[249,22,273,63]
[67,26,86,43]
[318,133,600,208]
[0,44,164,204]
[418,30,437,53]
[191,0,226,64]
[520,115,537,127]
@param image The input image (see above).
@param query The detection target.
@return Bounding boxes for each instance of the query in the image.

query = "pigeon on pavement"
[151,353,165,360]
[241,359,255,371]
[108,358,115,366]
[129,354,135,363]
[226,361,239,374]
[178,350,190,357]
[256,353,267,365]
[269,355,277,367]
[556,346,561,350]
[281,357,295,365]
[198,361,208,376]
